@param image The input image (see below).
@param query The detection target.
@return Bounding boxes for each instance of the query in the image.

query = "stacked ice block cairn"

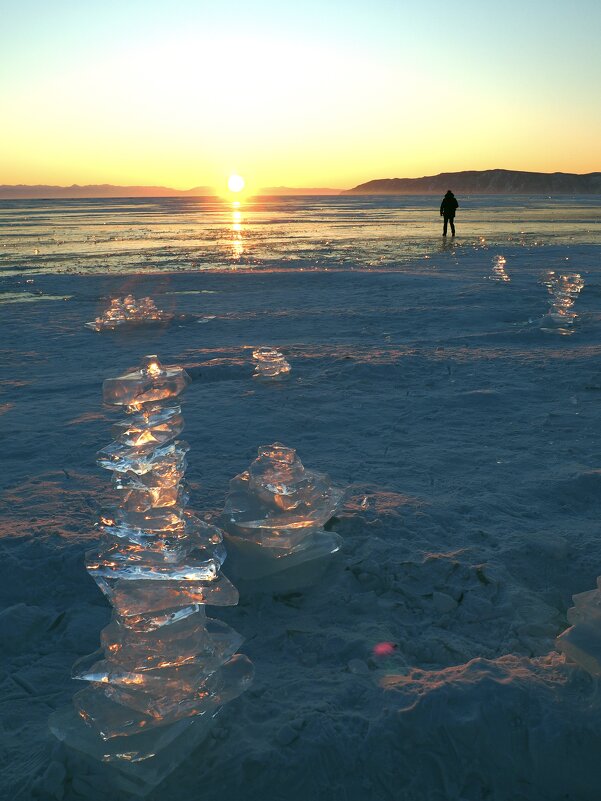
[557,584,601,675]
[51,355,252,788]
[541,272,584,331]
[221,443,344,586]
[252,347,291,379]
[86,295,173,331]
[490,255,510,282]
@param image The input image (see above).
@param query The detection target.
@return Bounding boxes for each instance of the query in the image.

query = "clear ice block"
[221,443,344,585]
[557,582,601,675]
[112,404,184,448]
[52,356,252,783]
[103,356,190,408]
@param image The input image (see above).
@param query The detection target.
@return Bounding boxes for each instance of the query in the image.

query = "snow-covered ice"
[1,195,601,800]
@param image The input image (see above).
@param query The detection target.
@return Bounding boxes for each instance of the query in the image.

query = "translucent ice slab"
[117,484,189,514]
[97,573,239,617]
[97,613,243,671]
[557,583,601,675]
[112,404,184,448]
[103,356,190,408]
[225,528,342,582]
[50,704,217,796]
[112,451,188,491]
[73,653,254,737]
[97,440,189,475]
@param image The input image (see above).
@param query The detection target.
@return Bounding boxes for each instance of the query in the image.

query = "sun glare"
[228,174,245,193]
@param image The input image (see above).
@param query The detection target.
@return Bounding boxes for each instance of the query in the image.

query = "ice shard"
[50,355,253,794]
[556,581,601,676]
[221,443,344,588]
[540,272,584,333]
[252,347,291,379]
[86,295,173,331]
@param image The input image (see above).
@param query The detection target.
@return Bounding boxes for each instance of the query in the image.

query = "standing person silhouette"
[440,190,459,236]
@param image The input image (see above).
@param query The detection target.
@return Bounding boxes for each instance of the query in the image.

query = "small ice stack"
[86,295,173,331]
[221,443,344,589]
[557,583,601,675]
[252,347,291,379]
[490,255,510,282]
[50,356,253,794]
[541,272,584,333]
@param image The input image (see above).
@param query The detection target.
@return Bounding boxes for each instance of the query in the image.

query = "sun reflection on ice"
[231,205,244,259]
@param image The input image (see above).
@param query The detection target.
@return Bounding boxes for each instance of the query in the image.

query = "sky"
[1,0,600,191]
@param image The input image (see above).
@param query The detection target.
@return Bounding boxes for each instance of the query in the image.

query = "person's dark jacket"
[440,192,459,217]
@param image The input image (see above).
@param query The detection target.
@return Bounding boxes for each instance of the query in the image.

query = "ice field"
[1,194,601,800]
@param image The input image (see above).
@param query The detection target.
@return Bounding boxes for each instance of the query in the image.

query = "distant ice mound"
[540,272,584,334]
[86,295,173,331]
[252,347,291,380]
[557,583,601,675]
[221,443,344,587]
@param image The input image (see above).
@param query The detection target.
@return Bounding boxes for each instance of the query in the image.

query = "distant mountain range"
[259,187,340,195]
[0,184,340,199]
[2,171,600,199]
[346,169,601,194]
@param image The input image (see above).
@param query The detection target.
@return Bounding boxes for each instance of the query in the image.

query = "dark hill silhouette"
[345,169,601,195]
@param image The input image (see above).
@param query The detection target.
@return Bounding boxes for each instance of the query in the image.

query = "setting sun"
[227,174,245,193]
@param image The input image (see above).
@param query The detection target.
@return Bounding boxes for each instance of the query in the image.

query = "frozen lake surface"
[1,194,600,277]
[1,195,601,800]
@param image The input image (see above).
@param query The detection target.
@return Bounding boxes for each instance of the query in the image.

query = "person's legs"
[443,216,448,236]
[450,217,455,236]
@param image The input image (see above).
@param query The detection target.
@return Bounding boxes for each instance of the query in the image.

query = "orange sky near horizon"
[1,1,600,190]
